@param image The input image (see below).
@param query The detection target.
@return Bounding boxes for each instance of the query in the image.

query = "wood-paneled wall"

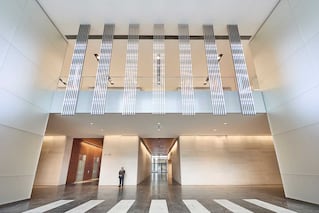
[66,138,103,184]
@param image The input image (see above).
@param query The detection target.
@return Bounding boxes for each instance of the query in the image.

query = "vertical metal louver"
[91,24,115,115]
[178,24,195,115]
[203,25,227,115]
[61,24,90,115]
[122,24,139,115]
[153,24,165,114]
[227,25,256,115]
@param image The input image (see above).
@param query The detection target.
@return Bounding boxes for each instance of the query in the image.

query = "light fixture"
[61,24,91,116]
[153,24,165,115]
[178,24,195,115]
[90,122,94,125]
[59,78,67,86]
[94,53,100,61]
[223,122,228,125]
[91,24,115,115]
[122,24,140,115]
[203,53,223,85]
[203,25,226,115]
[108,76,114,85]
[217,53,223,61]
[227,25,256,115]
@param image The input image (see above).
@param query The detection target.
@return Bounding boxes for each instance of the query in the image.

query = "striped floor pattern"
[22,198,298,213]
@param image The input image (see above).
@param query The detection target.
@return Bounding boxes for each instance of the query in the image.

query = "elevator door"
[75,154,86,182]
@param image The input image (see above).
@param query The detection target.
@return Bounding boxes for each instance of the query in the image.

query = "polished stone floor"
[1,173,319,212]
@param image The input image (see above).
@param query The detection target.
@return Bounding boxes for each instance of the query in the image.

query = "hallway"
[1,174,318,212]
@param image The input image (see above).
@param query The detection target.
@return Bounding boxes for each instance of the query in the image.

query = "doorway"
[152,155,168,173]
[141,138,176,184]
[66,138,103,184]
[151,155,169,185]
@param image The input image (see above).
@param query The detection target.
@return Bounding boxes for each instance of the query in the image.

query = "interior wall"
[34,136,72,185]
[99,135,139,185]
[168,139,181,184]
[179,136,281,185]
[0,0,67,205]
[137,140,151,184]
[249,0,319,204]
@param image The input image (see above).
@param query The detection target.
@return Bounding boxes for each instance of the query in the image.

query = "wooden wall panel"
[66,138,103,184]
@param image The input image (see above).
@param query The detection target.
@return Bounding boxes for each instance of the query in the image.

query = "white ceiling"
[38,0,279,35]
[40,0,277,139]
[46,113,271,138]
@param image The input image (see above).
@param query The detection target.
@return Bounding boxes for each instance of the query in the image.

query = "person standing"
[118,166,125,187]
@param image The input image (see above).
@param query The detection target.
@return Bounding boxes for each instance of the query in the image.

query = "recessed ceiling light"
[90,122,94,125]
[213,129,217,131]
[223,122,228,125]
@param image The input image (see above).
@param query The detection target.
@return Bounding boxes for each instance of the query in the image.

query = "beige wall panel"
[99,136,139,185]
[137,141,152,184]
[180,136,281,185]
[34,136,73,185]
[168,140,181,184]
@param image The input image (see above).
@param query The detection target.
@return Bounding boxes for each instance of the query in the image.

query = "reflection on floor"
[1,173,319,212]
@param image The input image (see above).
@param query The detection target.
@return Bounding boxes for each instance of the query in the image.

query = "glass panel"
[152,155,168,173]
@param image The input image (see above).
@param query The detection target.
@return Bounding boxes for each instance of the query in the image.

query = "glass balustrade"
[57,75,260,91]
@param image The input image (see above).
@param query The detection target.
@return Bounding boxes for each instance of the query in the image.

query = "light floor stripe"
[107,200,135,213]
[183,200,210,213]
[244,199,298,213]
[149,199,169,213]
[22,200,73,213]
[214,199,253,213]
[65,200,104,213]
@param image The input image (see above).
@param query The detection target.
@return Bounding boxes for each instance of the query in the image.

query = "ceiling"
[46,113,271,155]
[143,138,177,155]
[41,1,276,152]
[46,113,271,138]
[38,0,279,36]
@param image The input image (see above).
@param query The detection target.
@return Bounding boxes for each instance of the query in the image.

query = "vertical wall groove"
[61,24,90,115]
[91,24,115,115]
